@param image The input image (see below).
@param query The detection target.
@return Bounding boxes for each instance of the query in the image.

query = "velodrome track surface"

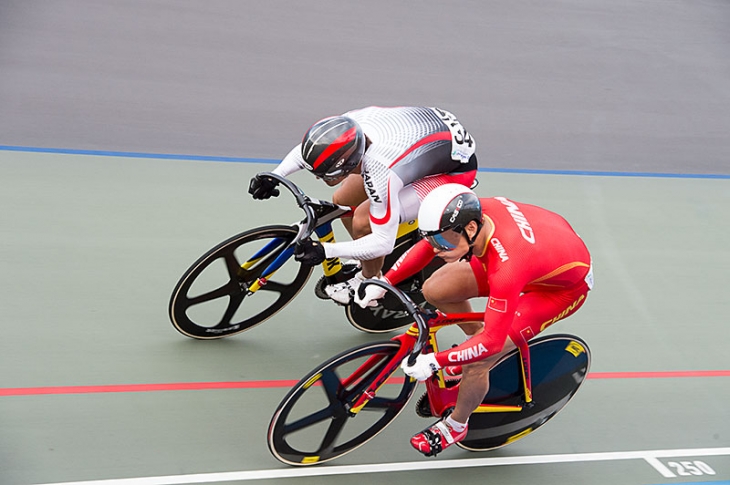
[1,2,729,485]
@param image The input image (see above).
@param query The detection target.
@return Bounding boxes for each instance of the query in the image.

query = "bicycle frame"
[346,310,536,418]
[170,174,436,339]
[241,172,351,294]
[268,279,591,464]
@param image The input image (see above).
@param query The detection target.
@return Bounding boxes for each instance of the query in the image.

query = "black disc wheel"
[345,286,435,333]
[345,256,444,334]
[457,334,591,451]
[268,341,417,466]
[169,225,312,339]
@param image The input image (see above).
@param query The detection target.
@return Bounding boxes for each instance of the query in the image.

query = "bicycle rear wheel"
[345,238,445,333]
[457,334,590,451]
[268,341,417,466]
[169,225,312,339]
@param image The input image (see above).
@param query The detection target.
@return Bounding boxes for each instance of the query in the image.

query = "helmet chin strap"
[459,233,476,262]
[459,220,484,262]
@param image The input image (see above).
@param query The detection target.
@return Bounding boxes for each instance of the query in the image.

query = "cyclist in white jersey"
[249,106,479,305]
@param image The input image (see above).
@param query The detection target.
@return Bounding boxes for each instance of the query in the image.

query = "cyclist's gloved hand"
[294,240,326,266]
[401,353,441,381]
[248,175,280,200]
[355,275,388,308]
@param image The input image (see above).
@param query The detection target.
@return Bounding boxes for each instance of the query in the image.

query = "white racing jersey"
[274,106,478,260]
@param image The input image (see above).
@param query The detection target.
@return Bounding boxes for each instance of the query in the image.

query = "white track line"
[643,456,677,478]
[33,447,730,485]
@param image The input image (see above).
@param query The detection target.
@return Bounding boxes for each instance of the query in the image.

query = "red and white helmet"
[301,116,365,180]
[418,184,482,252]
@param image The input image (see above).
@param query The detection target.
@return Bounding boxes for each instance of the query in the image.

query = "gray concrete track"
[1,0,729,173]
[1,2,729,485]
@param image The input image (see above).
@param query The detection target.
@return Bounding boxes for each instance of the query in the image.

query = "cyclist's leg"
[427,255,500,424]
[346,170,476,278]
[323,187,375,303]
[346,200,386,279]
[507,283,591,347]
[421,261,491,425]
[421,260,481,333]
[332,174,366,238]
[449,286,590,424]
[407,170,477,202]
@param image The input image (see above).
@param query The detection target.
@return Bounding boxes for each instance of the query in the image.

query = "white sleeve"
[272,145,307,177]
[322,173,405,261]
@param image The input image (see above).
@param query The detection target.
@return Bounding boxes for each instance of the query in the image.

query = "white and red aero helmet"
[301,116,366,180]
[417,183,482,236]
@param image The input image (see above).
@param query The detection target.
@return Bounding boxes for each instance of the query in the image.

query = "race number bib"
[584,263,594,290]
[431,108,476,163]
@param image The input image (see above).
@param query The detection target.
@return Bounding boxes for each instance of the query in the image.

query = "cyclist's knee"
[351,204,373,239]
[331,186,349,207]
[332,174,366,207]
[423,262,478,307]
[423,274,463,308]
[463,360,491,377]
[422,277,441,305]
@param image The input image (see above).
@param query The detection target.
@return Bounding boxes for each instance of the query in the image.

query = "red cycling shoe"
[410,419,468,457]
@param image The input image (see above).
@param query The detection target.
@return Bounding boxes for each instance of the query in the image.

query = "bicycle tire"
[268,341,417,466]
[169,225,312,339]
[345,285,435,333]
[456,334,591,451]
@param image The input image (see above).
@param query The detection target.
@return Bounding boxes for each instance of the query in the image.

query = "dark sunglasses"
[420,228,462,252]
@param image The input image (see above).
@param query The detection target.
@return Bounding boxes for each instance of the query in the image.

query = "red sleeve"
[434,287,520,367]
[383,238,435,285]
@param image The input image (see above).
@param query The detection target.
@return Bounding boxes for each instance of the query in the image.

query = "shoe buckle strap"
[434,421,456,444]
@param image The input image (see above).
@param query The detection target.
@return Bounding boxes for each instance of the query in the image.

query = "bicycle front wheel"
[268,341,417,466]
[169,225,312,339]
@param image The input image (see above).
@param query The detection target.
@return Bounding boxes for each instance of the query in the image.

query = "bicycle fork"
[240,239,296,294]
[346,332,418,415]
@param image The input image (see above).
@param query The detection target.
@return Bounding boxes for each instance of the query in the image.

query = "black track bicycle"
[268,279,591,465]
[168,173,443,339]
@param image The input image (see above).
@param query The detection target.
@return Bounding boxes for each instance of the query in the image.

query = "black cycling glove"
[248,175,280,200]
[294,240,326,266]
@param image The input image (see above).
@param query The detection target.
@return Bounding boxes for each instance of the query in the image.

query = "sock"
[445,415,467,432]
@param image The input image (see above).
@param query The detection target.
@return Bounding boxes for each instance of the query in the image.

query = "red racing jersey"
[385,197,592,367]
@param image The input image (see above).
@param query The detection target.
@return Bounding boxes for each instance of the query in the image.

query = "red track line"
[1,371,728,397]
[587,370,730,379]
[0,380,302,396]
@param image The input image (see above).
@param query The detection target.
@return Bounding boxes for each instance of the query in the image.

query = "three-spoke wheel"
[169,225,312,339]
[268,341,417,466]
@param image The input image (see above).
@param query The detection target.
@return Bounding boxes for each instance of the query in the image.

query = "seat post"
[511,332,533,404]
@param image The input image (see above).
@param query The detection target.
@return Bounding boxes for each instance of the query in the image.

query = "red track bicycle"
[268,279,591,465]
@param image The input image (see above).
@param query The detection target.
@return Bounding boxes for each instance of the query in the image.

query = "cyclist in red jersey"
[356,184,594,456]
[248,107,478,305]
